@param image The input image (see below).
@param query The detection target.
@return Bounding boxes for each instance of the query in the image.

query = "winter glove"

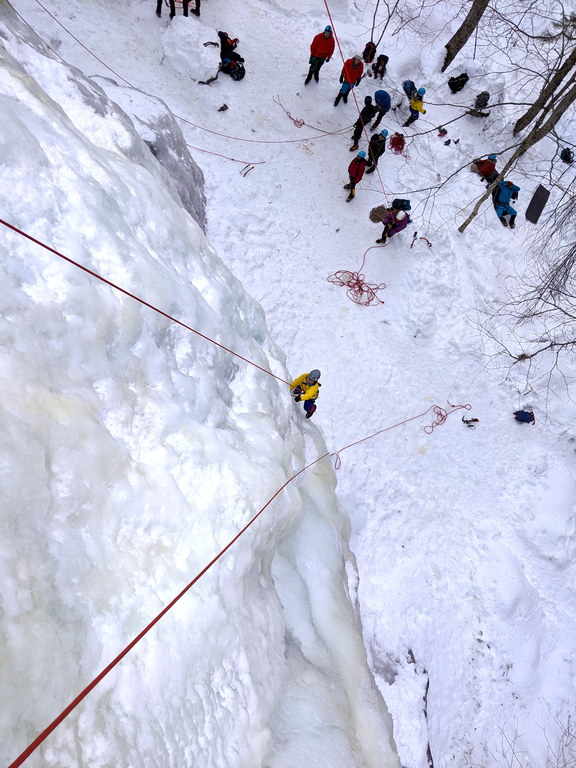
[309,56,314,64]
[294,395,302,402]
[339,74,344,83]
[325,58,330,62]
[422,109,427,114]
[512,195,518,201]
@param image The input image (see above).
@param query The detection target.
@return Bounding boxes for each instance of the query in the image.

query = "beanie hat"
[417,87,426,95]
[357,151,366,158]
[353,54,362,61]
[325,25,332,32]
[488,154,497,160]
[380,129,388,137]
[364,95,373,105]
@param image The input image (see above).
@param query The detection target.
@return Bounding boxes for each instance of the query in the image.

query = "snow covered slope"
[0,5,398,767]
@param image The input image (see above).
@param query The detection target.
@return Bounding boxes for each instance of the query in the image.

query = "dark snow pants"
[156,0,175,17]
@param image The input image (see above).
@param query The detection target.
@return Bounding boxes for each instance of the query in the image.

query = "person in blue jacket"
[493,180,520,228]
[371,89,391,130]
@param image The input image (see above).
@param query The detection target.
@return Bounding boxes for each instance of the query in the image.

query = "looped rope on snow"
[331,402,471,467]
[273,96,305,128]
[327,246,386,306]
[327,270,386,306]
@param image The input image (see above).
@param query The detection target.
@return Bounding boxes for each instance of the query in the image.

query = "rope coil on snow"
[327,245,387,306]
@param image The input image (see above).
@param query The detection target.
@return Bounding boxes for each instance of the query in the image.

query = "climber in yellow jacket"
[403,87,426,127]
[290,370,321,419]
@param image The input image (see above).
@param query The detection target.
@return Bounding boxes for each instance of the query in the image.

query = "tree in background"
[440,0,490,72]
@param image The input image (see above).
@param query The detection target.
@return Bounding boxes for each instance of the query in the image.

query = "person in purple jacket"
[376,208,409,244]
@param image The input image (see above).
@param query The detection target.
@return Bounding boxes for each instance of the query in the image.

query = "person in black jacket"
[218,31,243,63]
[350,96,377,151]
[365,129,387,173]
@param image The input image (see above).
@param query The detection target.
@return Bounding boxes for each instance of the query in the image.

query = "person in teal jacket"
[290,370,321,418]
[493,180,520,228]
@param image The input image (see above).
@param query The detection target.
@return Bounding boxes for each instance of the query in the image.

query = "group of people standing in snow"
[305,24,522,231]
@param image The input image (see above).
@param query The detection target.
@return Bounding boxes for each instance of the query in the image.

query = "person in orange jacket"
[334,55,364,105]
[305,26,335,84]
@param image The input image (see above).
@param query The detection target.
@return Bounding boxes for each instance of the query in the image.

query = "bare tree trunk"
[513,46,576,135]
[441,0,490,72]
[459,81,576,232]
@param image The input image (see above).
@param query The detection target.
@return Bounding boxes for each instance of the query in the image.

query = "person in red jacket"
[471,154,498,184]
[334,55,364,105]
[343,151,367,201]
[305,26,335,85]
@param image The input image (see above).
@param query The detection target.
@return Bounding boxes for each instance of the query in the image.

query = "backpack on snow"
[221,59,245,81]
[391,198,411,211]
[560,147,574,164]
[402,79,416,99]
[362,41,377,63]
[448,72,469,93]
[474,91,490,110]
[513,410,535,424]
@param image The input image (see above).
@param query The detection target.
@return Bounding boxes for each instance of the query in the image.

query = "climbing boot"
[304,74,312,85]
[349,144,359,151]
[343,183,351,189]
[376,237,388,244]
[314,72,319,82]
[334,93,342,106]
[305,404,317,419]
[365,165,375,174]
[500,217,509,227]
[509,215,516,229]
[346,189,355,202]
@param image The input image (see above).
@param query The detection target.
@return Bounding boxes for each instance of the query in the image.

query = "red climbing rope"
[327,245,387,306]
[331,403,471,468]
[0,218,291,386]
[8,398,469,767]
[272,96,350,136]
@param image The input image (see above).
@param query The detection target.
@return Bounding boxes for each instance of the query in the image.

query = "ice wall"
[0,6,398,768]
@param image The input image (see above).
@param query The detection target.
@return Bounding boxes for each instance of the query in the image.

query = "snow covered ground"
[2,0,576,766]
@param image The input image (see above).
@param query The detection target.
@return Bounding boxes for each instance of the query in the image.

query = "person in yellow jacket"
[403,87,426,127]
[290,369,321,418]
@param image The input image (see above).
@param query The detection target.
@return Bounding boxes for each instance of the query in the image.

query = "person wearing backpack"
[334,55,364,106]
[493,180,520,228]
[344,151,367,201]
[371,55,389,81]
[350,96,377,151]
[218,32,243,64]
[403,87,426,127]
[291,370,321,419]
[471,154,498,184]
[376,208,409,244]
[362,41,377,63]
[305,26,335,84]
[365,129,388,173]
[371,90,391,130]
